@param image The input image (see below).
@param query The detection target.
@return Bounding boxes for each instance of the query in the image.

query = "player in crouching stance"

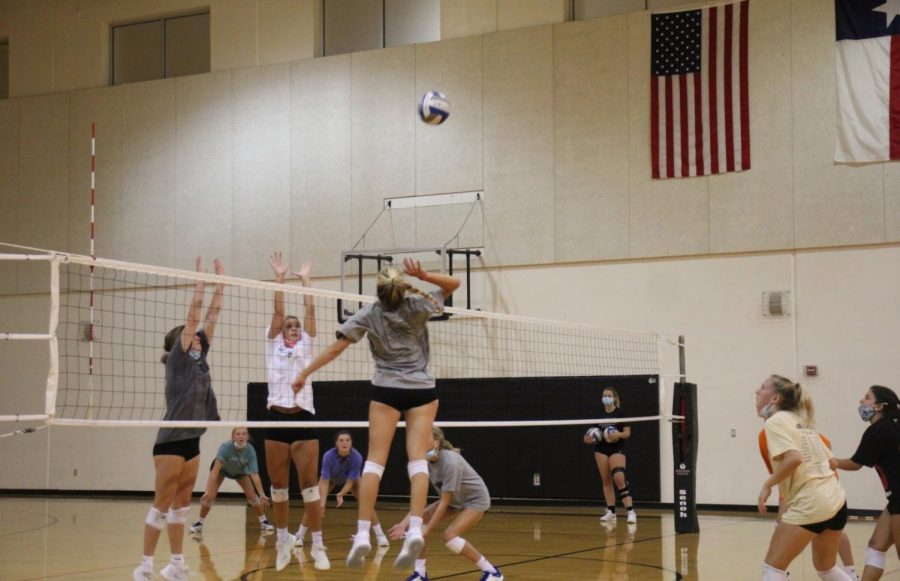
[389,427,503,581]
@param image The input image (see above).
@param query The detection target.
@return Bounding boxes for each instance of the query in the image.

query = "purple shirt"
[320,447,363,484]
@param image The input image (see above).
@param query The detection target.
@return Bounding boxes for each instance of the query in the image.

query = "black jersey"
[851,417,900,499]
[593,408,629,455]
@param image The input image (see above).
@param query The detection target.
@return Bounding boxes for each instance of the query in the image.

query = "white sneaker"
[394,529,424,570]
[376,533,390,547]
[259,519,274,533]
[600,509,616,522]
[188,520,203,534]
[626,510,637,524]
[311,544,331,570]
[293,531,304,546]
[275,539,293,571]
[346,532,372,568]
[160,562,189,581]
[132,566,153,581]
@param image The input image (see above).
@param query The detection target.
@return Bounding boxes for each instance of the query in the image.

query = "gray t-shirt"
[337,290,444,389]
[428,449,491,511]
[155,330,219,444]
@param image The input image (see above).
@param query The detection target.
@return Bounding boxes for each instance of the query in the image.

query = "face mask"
[859,405,876,422]
[758,402,775,419]
[602,396,615,406]
[234,441,246,450]
[189,350,201,361]
[425,448,439,461]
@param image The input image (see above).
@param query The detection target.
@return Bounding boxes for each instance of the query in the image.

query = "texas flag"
[835,0,900,162]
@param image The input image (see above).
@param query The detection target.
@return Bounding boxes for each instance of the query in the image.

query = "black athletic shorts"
[594,441,626,456]
[799,502,848,534]
[265,407,317,444]
[372,386,438,412]
[153,437,201,461]
[887,494,900,515]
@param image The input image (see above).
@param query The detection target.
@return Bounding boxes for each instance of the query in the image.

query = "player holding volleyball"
[756,375,853,581]
[830,385,900,581]
[188,427,274,535]
[263,252,329,571]
[292,257,459,571]
[388,426,503,581]
[583,386,636,524]
[133,257,225,581]
[294,430,391,548]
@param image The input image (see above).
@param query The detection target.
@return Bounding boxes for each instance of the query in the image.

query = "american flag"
[650,0,750,179]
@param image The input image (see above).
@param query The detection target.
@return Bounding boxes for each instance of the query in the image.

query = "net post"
[672,377,699,534]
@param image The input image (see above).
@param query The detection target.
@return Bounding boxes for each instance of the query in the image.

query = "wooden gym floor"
[0,496,894,580]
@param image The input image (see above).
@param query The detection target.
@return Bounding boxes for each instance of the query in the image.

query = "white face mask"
[602,396,615,406]
[233,440,246,450]
[425,448,439,461]
[189,350,201,361]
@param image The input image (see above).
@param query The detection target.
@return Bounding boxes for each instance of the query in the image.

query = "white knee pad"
[363,461,385,479]
[167,506,190,525]
[271,487,289,503]
[145,507,166,530]
[866,547,887,569]
[445,536,466,554]
[761,563,788,581]
[817,565,851,580]
[301,486,321,504]
[407,459,428,479]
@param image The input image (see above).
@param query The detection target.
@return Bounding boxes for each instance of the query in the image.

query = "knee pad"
[363,461,385,479]
[611,467,631,498]
[145,507,166,530]
[445,536,466,554]
[271,487,289,503]
[761,563,789,581]
[866,547,887,569]
[407,459,428,479]
[301,486,321,504]
[167,506,190,525]
[816,565,849,580]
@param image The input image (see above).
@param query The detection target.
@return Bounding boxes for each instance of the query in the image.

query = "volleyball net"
[0,251,677,429]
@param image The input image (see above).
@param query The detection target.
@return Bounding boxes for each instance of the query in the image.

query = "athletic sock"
[477,556,495,572]
[415,558,427,575]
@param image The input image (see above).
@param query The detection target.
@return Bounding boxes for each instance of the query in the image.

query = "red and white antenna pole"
[88,122,96,406]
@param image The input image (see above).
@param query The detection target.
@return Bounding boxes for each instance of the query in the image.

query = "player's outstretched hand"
[403,257,428,280]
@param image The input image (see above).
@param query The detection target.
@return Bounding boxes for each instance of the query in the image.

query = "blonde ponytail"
[432,426,460,453]
[770,374,815,427]
[376,266,441,312]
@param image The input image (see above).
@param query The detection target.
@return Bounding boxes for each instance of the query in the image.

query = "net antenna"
[339,191,484,323]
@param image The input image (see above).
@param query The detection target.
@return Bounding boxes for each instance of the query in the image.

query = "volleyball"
[603,426,619,443]
[586,427,602,443]
[418,90,450,125]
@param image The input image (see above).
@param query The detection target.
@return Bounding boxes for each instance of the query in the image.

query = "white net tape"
[1,252,668,427]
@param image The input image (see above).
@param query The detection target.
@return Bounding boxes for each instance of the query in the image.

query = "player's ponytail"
[871,385,900,422]
[770,374,815,427]
[376,266,441,312]
[432,426,461,453]
[161,325,185,364]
